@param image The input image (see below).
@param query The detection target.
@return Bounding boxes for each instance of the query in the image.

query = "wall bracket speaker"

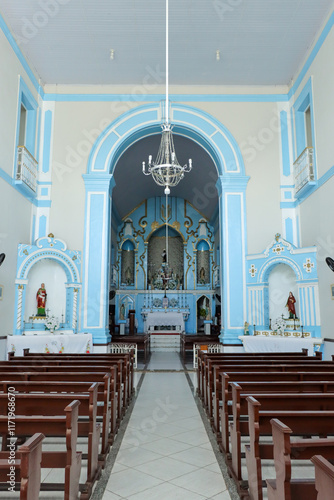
[325,257,334,272]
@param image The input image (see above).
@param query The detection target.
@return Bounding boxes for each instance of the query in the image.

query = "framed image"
[0,285,3,300]
[331,284,334,300]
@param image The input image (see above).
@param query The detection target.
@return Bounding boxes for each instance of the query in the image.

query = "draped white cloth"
[239,336,322,354]
[7,333,93,356]
[145,311,184,331]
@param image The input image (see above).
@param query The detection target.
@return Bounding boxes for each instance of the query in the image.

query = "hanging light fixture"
[142,0,191,294]
[142,0,192,196]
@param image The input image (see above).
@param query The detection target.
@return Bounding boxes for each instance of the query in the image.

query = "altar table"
[7,332,93,356]
[144,311,185,332]
[239,335,322,354]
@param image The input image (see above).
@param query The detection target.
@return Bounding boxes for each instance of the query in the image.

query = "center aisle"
[96,352,234,500]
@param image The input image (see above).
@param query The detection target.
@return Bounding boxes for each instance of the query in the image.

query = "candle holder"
[301,325,304,338]
[31,315,34,329]
[269,318,272,330]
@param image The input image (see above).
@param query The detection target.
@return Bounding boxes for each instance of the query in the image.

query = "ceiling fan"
[325,257,334,272]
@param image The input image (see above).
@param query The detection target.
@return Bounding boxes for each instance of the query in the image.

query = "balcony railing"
[16,146,38,194]
[293,147,315,195]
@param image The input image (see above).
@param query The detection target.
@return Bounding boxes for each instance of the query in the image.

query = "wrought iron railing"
[293,147,315,194]
[16,146,38,193]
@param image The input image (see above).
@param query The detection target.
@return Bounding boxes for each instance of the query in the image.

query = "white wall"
[0,26,39,336]
[0,178,32,336]
[291,21,334,339]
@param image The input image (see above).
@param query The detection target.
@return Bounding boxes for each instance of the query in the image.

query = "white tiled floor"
[101,352,232,500]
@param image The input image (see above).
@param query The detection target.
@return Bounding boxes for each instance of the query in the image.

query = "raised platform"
[150,332,180,352]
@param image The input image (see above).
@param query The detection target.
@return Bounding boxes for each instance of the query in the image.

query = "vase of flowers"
[45,315,59,334]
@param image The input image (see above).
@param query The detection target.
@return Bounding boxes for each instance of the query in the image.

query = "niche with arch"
[197,240,210,286]
[268,263,298,322]
[147,226,184,290]
[121,240,135,286]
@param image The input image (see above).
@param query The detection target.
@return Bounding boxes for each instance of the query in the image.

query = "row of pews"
[197,349,334,500]
[0,350,135,499]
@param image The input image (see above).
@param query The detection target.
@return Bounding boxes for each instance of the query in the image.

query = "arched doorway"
[82,103,248,344]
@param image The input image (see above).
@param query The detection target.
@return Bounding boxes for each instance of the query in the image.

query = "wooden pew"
[1,360,126,423]
[311,455,334,500]
[197,350,314,400]
[0,389,101,498]
[0,432,44,499]
[110,334,151,364]
[0,400,82,500]
[244,396,334,500]
[229,388,334,487]
[197,350,320,408]
[0,379,111,460]
[17,351,135,403]
[206,358,332,421]
[181,333,220,362]
[6,353,133,416]
[266,418,334,500]
[0,371,118,445]
[208,355,326,430]
[220,377,334,455]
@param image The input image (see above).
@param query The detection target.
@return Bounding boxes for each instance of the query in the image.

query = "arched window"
[197,240,210,285]
[121,240,135,286]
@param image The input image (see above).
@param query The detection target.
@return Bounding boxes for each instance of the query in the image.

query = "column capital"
[216,174,250,196]
[82,173,116,192]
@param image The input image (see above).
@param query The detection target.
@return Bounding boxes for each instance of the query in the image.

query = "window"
[293,78,316,198]
[15,78,38,197]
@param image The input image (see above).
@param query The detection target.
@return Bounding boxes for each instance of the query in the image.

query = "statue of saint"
[199,267,205,281]
[120,303,125,321]
[286,291,297,319]
[36,283,47,316]
[162,249,167,263]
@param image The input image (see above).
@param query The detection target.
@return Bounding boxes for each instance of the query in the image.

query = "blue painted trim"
[43,93,289,103]
[280,184,295,188]
[285,218,293,243]
[33,200,51,208]
[280,111,291,177]
[40,187,48,196]
[280,201,298,209]
[288,11,334,100]
[317,165,334,188]
[0,14,41,94]
[37,181,52,186]
[31,215,36,245]
[296,215,300,247]
[0,167,13,185]
[39,216,47,238]
[284,191,292,200]
[42,110,52,173]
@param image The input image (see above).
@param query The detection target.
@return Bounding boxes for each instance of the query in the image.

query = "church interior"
[1,1,334,499]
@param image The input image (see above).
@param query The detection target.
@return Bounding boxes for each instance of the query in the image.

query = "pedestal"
[204,320,212,335]
[119,320,126,335]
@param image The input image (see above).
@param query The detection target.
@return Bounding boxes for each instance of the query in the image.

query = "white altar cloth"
[7,333,93,356]
[239,336,322,354]
[145,311,184,332]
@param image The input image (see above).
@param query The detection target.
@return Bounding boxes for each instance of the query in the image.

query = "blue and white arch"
[14,235,81,335]
[82,103,249,344]
[246,235,321,337]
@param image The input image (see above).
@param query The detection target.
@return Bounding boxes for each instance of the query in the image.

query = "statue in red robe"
[286,291,296,319]
[36,283,47,316]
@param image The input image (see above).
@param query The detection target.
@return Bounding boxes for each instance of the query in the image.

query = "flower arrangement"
[272,317,286,336]
[44,315,59,333]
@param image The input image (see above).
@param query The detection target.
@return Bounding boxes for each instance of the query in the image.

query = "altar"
[239,335,323,354]
[144,311,185,333]
[7,332,93,356]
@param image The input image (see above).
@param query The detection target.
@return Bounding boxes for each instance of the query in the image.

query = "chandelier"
[142,0,192,196]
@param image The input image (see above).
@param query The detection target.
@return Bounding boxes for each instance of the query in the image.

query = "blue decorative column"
[81,174,115,344]
[216,175,249,343]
